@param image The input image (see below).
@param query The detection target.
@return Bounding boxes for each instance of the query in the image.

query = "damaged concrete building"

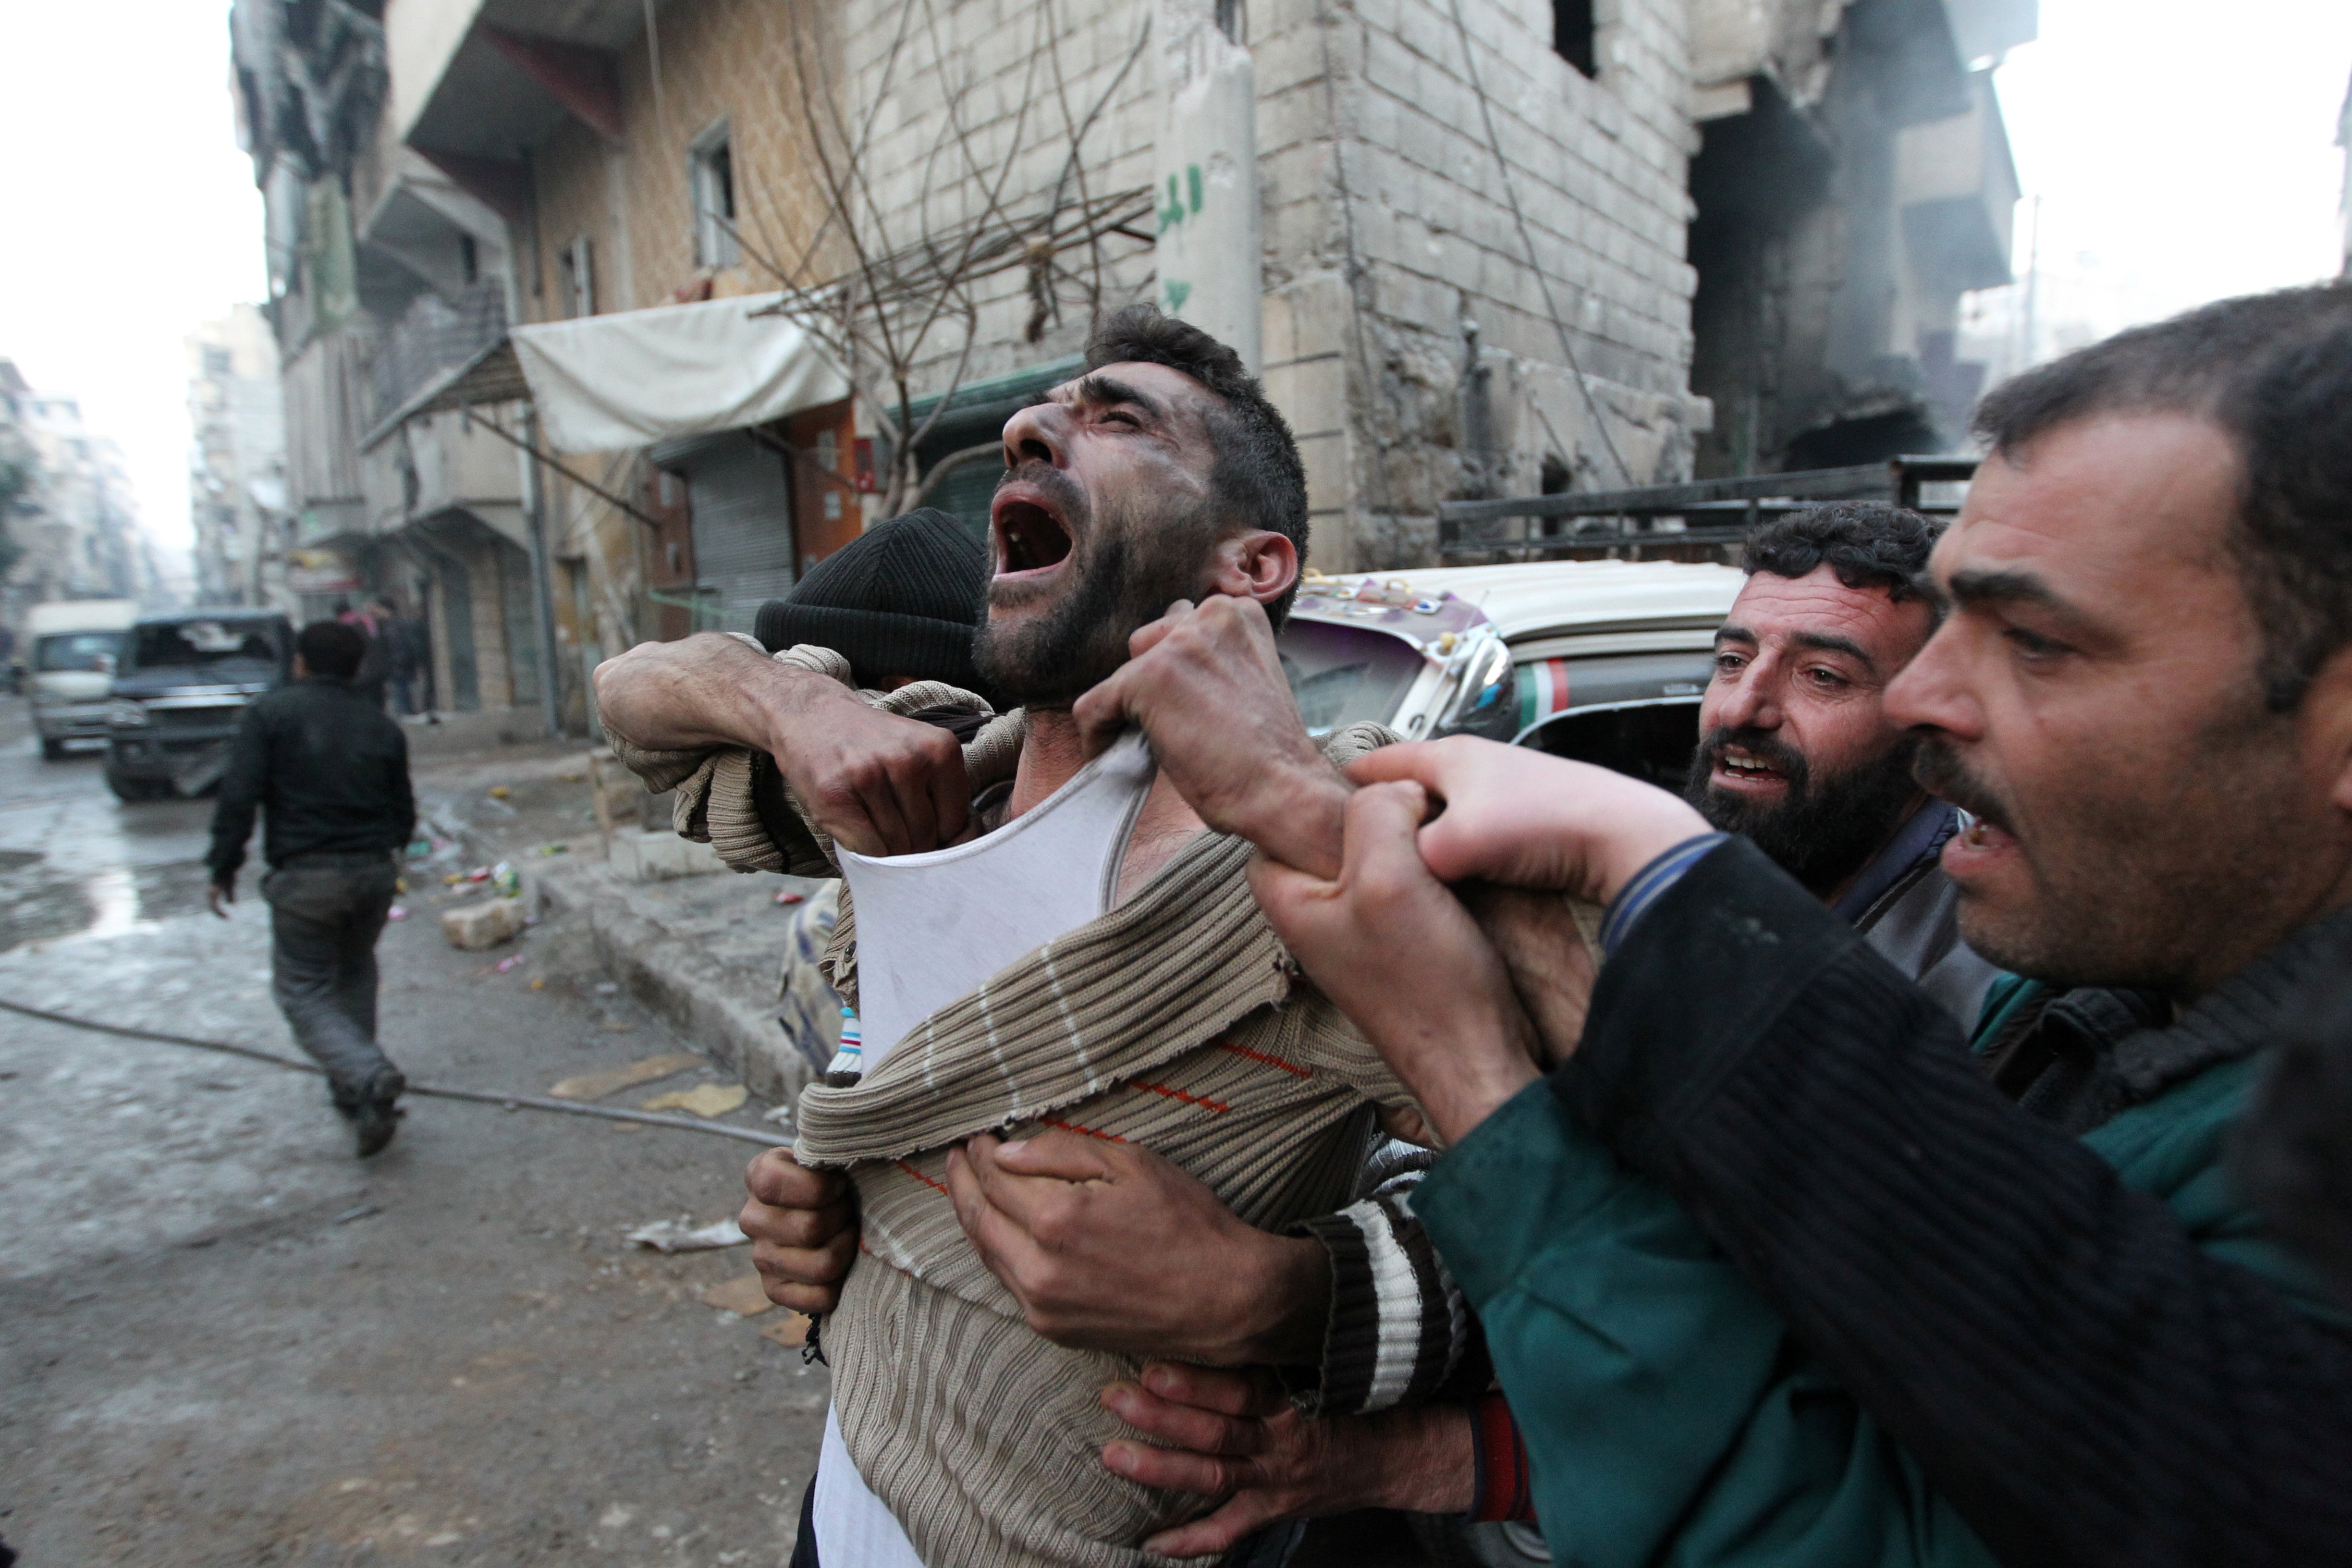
[229,0,2028,728]
[233,0,553,725]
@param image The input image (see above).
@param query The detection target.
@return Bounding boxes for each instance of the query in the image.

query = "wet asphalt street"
[0,701,825,1566]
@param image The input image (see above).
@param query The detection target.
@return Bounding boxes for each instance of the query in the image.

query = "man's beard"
[972,469,1214,709]
[1683,727,1923,897]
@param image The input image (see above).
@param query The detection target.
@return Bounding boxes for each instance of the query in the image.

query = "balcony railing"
[368,281,507,428]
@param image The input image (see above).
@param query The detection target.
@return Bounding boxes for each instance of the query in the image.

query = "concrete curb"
[425,810,814,1108]
[540,863,813,1105]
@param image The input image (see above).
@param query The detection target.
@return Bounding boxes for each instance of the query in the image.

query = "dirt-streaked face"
[1888,412,2352,998]
[974,363,1231,708]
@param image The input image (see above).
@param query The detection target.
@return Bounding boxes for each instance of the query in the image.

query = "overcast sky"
[0,0,2345,560]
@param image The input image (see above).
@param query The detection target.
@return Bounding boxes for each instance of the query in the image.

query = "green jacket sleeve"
[1417,1082,1999,1568]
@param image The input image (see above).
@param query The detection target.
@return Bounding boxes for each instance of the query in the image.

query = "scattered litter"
[763,1103,795,1126]
[760,1312,814,1348]
[642,1082,748,1117]
[407,838,433,859]
[489,785,511,799]
[491,863,522,898]
[387,906,408,922]
[523,915,541,927]
[550,1053,702,1102]
[700,1274,778,1317]
[625,1216,749,1252]
[442,897,526,950]
[539,844,570,856]
[334,1204,381,1225]
[594,982,618,996]
[465,867,491,882]
[530,978,546,990]
[394,877,408,893]
[495,955,527,974]
[774,890,805,906]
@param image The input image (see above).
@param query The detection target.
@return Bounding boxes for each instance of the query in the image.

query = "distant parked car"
[1279,558,1743,788]
[104,609,293,801]
[24,599,138,760]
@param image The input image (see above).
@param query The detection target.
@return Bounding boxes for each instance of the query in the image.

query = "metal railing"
[1436,456,1978,564]
[368,282,508,429]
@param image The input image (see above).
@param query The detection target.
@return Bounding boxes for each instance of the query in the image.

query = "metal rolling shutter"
[656,430,796,634]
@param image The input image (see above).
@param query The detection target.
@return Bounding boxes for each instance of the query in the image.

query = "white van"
[23,600,138,760]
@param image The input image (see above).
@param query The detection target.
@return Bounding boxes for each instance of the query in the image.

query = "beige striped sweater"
[619,649,1421,1567]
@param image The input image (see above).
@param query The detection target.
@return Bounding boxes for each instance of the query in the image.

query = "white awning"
[508,292,848,454]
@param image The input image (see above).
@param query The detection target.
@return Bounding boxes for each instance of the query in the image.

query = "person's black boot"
[353,1066,406,1158]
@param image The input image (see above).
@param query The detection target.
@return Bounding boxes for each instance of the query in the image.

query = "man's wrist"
[1216,1231,1331,1366]
[1356,1401,1476,1515]
[1231,757,1350,880]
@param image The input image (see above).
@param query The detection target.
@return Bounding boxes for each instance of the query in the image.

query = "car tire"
[1409,1517,1552,1567]
[39,738,67,761]
[105,770,168,802]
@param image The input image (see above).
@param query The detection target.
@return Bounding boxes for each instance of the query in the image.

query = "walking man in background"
[207,619,416,1156]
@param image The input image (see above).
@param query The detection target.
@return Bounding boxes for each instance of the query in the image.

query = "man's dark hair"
[1741,502,1940,607]
[1083,304,1310,623]
[1973,282,2352,711]
[297,619,367,680]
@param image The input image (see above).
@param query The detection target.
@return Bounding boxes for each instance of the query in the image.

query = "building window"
[691,122,740,270]
[1215,0,1245,43]
[201,346,233,378]
[1553,0,1596,77]
[559,235,596,318]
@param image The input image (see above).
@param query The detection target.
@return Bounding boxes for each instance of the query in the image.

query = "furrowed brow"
[1790,630,1875,672]
[1714,623,1757,646]
[1071,374,1164,421]
[1947,567,2068,613]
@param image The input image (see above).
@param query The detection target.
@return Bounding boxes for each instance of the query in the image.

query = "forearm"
[592,633,825,755]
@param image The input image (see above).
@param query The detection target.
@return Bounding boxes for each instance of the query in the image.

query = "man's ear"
[2308,644,2352,820]
[1205,530,1298,609]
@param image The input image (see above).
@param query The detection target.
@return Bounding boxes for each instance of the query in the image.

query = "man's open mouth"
[1713,746,1790,788]
[991,486,1075,579]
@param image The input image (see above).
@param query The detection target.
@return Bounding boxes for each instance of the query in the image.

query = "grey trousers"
[262,856,400,1097]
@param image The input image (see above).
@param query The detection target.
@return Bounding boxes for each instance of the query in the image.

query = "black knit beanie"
[754,508,990,693]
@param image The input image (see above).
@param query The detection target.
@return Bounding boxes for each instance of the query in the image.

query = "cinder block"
[609,829,727,883]
[442,896,527,952]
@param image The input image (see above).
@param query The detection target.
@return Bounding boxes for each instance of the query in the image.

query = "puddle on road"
[0,852,216,953]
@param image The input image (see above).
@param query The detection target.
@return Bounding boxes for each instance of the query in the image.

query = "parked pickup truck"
[104,609,293,801]
[1279,558,1743,789]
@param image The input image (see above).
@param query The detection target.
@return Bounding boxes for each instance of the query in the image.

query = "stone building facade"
[185,306,291,611]
[265,0,2024,737]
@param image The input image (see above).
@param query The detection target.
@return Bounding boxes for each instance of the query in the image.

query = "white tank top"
[814,730,1157,1565]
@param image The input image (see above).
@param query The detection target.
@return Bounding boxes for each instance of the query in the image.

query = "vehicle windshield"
[33,631,125,673]
[1276,619,1425,735]
[131,620,282,674]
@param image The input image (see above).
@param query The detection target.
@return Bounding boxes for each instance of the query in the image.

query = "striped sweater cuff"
[1468,1391,1536,1523]
[1288,1193,1466,1416]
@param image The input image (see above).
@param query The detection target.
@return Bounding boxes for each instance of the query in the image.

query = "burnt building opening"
[1683,0,2020,478]
[1553,0,1596,78]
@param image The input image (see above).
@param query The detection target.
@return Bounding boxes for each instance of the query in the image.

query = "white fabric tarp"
[508,292,848,454]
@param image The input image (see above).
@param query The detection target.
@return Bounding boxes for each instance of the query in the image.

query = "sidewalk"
[412,744,826,1104]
